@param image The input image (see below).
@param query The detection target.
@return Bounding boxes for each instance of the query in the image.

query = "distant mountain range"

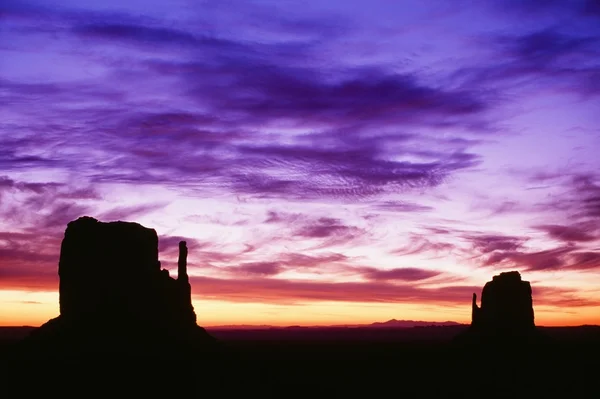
[368,319,462,328]
[205,319,463,330]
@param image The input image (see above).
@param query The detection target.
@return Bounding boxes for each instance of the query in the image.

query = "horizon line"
[3,322,600,329]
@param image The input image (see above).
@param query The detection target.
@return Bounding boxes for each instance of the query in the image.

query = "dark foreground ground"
[1,325,599,394]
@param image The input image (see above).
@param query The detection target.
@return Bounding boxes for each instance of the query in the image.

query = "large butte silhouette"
[18,216,217,358]
[455,270,547,344]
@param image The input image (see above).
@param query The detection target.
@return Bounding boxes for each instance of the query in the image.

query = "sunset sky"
[1,0,599,327]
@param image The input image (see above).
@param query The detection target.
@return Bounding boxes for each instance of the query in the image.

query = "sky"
[1,0,599,327]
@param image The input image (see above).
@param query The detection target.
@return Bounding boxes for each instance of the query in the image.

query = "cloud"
[232,261,283,277]
[0,175,167,235]
[0,233,58,265]
[0,231,60,291]
[1,0,498,207]
[295,217,359,239]
[195,66,489,126]
[535,224,598,243]
[189,275,599,307]
[264,211,297,224]
[462,225,600,272]
[0,177,62,194]
[3,254,596,308]
[454,27,600,96]
[192,250,242,266]
[1,80,486,203]
[0,227,596,309]
[73,23,206,49]
[198,249,350,278]
[259,212,367,249]
[467,234,528,254]
[488,0,600,20]
[36,203,92,230]
[569,251,600,270]
[390,234,455,257]
[483,246,573,271]
[572,173,600,219]
[373,201,434,213]
[499,28,598,67]
[278,252,349,268]
[1,235,466,303]
[158,235,207,253]
[190,275,478,305]
[0,269,57,292]
[534,285,600,307]
[583,0,600,17]
[479,244,600,272]
[487,201,528,216]
[288,217,365,250]
[531,172,600,222]
[96,203,168,222]
[357,267,441,282]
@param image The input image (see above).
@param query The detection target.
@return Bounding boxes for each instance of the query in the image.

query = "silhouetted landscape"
[3,2,600,393]
[1,217,599,393]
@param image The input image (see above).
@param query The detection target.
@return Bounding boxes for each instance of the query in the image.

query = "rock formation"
[19,216,217,358]
[456,271,546,345]
[472,271,535,333]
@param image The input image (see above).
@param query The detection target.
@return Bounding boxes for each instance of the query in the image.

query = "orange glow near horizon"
[1,290,598,328]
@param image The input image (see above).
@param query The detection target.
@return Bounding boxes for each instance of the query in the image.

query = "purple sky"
[1,0,600,326]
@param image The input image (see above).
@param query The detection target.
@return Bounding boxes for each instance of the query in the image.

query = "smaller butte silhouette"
[455,271,547,344]
[19,216,217,358]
